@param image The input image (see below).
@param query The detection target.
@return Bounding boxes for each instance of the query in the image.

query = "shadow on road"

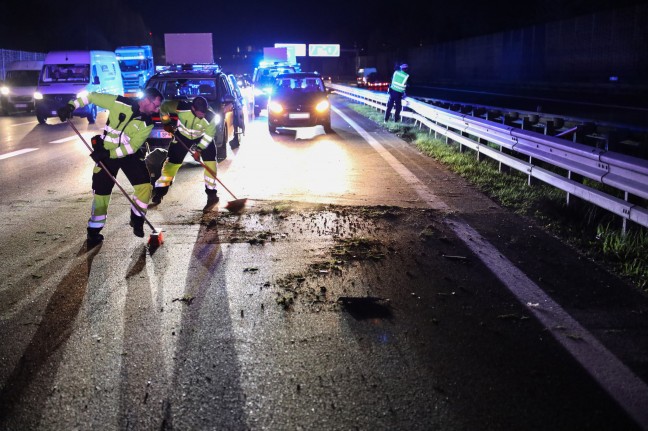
[0,244,100,428]
[161,213,247,429]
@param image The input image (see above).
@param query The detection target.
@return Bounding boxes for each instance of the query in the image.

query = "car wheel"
[217,126,228,162]
[36,113,47,124]
[323,120,333,133]
[87,105,97,124]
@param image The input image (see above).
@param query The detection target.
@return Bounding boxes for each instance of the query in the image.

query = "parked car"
[144,63,237,162]
[252,62,298,117]
[235,74,254,116]
[226,73,248,148]
[267,72,332,134]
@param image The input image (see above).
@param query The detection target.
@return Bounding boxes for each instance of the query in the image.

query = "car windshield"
[274,77,324,94]
[118,59,147,72]
[5,70,40,86]
[39,64,90,83]
[151,79,218,101]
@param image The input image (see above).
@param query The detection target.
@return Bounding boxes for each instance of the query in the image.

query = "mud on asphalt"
[193,200,478,315]
[188,198,648,386]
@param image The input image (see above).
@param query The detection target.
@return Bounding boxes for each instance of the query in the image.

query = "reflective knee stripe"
[155,174,174,188]
[88,214,107,228]
[131,196,148,216]
[88,194,110,229]
[204,174,218,190]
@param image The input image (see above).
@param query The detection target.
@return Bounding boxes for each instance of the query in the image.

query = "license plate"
[289,112,310,119]
[151,129,172,139]
[15,103,27,108]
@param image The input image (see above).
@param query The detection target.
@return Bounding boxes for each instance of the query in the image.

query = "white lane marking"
[11,120,39,127]
[0,148,39,160]
[332,107,449,211]
[332,104,648,429]
[50,135,82,144]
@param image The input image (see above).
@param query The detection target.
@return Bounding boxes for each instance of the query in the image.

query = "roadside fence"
[329,83,648,232]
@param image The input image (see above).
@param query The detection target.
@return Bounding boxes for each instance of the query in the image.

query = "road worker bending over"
[151,96,220,211]
[57,88,164,245]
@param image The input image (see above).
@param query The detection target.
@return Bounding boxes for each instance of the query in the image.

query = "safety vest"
[161,100,217,151]
[70,93,154,158]
[390,70,409,93]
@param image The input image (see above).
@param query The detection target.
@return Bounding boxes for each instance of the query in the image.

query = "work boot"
[129,212,145,238]
[87,227,104,246]
[150,188,165,206]
[203,190,220,212]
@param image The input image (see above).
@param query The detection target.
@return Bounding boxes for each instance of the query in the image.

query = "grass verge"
[349,103,648,291]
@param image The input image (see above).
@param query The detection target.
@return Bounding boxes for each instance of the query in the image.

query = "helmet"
[400,64,409,70]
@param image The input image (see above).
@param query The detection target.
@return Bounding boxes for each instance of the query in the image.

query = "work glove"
[192,147,202,162]
[163,123,176,134]
[90,135,110,163]
[90,147,110,163]
[57,104,75,122]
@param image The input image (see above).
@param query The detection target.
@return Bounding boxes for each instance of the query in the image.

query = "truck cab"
[115,45,155,97]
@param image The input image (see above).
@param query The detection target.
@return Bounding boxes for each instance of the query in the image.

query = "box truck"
[0,60,43,115]
[115,45,154,97]
[164,33,213,65]
[35,50,124,124]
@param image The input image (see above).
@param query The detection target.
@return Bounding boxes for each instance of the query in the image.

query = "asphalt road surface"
[1,98,647,430]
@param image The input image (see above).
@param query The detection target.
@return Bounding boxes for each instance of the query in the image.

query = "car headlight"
[34,91,43,100]
[268,101,283,114]
[0,86,9,96]
[315,100,330,112]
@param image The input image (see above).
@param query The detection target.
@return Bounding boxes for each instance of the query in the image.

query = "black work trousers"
[385,88,404,122]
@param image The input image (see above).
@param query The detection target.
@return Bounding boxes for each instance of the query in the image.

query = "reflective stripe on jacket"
[70,93,154,158]
[160,100,217,150]
[390,70,409,93]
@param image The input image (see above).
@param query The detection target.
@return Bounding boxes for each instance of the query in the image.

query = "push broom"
[67,120,164,247]
[172,132,248,213]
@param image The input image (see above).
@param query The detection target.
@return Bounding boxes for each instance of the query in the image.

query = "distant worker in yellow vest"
[384,64,409,122]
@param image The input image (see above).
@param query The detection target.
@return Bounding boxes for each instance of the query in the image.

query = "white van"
[35,50,124,124]
[0,60,43,115]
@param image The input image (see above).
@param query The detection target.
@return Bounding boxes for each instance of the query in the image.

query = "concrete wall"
[360,4,647,87]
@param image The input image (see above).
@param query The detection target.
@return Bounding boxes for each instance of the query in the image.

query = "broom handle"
[67,120,157,231]
[173,132,240,200]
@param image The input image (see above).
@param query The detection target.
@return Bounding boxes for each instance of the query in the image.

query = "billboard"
[308,44,340,57]
[275,43,306,60]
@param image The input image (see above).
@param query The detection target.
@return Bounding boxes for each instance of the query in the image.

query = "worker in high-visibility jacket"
[56,88,164,246]
[384,63,409,122]
[151,96,220,211]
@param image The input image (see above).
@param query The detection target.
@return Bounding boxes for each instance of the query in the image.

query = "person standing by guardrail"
[384,64,409,122]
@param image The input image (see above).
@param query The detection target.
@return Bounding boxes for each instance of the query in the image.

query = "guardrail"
[329,83,648,232]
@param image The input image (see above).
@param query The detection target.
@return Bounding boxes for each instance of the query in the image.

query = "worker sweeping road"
[57,88,164,246]
[150,96,220,212]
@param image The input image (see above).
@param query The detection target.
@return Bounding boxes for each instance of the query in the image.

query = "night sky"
[0,0,642,54]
